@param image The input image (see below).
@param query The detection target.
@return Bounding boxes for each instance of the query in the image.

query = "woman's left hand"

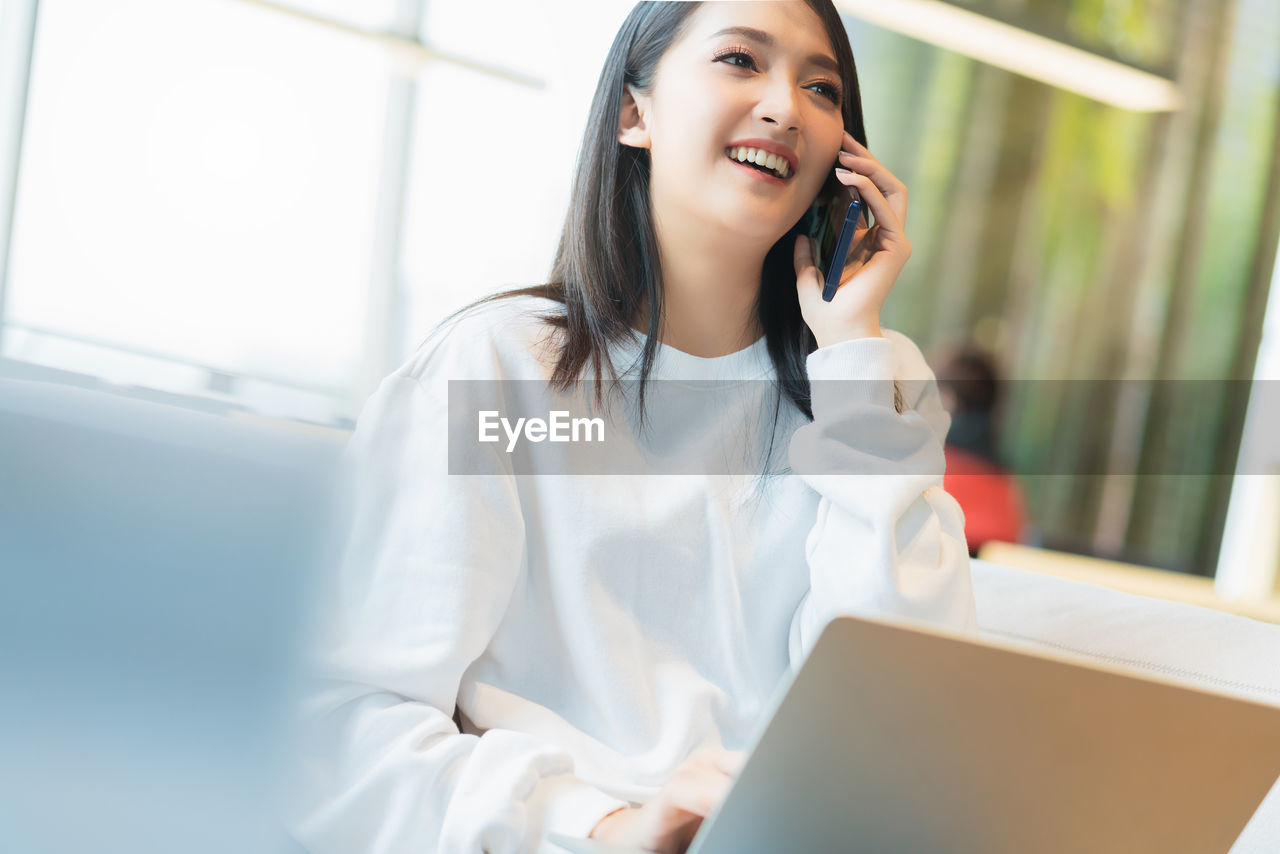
[793,130,911,348]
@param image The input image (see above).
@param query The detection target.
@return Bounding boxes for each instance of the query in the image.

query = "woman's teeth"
[726,146,790,179]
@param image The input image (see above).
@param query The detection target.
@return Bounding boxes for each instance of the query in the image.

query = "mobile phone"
[821,197,863,302]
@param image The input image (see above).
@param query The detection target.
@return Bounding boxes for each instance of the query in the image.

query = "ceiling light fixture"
[836,0,1183,112]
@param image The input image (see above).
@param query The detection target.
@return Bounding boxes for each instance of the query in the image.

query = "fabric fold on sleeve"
[531,773,632,842]
[786,333,978,669]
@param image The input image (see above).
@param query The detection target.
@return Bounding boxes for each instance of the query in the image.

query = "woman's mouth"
[725,146,792,181]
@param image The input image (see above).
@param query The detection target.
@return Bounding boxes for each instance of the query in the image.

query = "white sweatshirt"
[289,295,977,854]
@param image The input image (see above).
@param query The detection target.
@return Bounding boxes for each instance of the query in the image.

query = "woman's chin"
[718,216,795,250]
[723,196,807,236]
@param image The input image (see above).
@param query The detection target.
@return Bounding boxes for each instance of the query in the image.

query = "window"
[0,0,634,424]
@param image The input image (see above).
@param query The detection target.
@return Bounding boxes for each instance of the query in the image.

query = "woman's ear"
[618,84,652,149]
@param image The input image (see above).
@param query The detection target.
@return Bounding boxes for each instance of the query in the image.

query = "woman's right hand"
[588,746,747,854]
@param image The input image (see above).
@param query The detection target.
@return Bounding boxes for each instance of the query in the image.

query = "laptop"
[550,613,1280,854]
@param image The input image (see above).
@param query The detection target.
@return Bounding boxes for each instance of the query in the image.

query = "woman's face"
[621,1,847,249]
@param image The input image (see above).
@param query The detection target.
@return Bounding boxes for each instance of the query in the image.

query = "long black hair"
[440,0,868,435]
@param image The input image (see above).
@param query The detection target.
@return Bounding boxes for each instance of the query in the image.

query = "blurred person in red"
[935,346,1031,556]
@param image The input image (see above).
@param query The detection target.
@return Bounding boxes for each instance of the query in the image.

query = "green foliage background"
[845,0,1280,573]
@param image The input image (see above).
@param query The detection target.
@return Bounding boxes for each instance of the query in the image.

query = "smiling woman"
[289,3,974,854]
[611,1,867,360]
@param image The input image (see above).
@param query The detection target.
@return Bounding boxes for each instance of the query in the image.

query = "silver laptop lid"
[554,613,1280,853]
[685,614,1280,854]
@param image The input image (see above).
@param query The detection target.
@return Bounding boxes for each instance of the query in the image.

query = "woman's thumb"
[715,748,748,776]
[793,234,823,308]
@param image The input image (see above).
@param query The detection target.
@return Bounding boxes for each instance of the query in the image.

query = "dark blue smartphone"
[821,197,863,302]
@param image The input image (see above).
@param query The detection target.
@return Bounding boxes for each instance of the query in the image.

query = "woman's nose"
[755,77,803,132]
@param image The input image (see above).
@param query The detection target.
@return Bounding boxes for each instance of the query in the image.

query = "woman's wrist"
[816,323,883,348]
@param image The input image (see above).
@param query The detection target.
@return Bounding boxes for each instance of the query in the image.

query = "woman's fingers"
[837,152,907,227]
[607,748,745,854]
[794,233,827,307]
[794,230,818,274]
[834,167,904,236]
[684,745,747,778]
[840,131,908,227]
[664,763,735,817]
[843,129,873,158]
[711,748,748,777]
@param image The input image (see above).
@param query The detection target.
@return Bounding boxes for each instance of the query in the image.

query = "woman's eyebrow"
[707,26,839,74]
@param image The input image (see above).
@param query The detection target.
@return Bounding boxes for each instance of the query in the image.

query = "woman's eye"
[810,82,841,104]
[717,51,757,70]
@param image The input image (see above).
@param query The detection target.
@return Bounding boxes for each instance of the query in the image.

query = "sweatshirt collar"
[610,328,773,383]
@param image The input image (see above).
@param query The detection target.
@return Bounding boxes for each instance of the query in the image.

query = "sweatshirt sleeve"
[288,351,627,853]
[786,330,979,668]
